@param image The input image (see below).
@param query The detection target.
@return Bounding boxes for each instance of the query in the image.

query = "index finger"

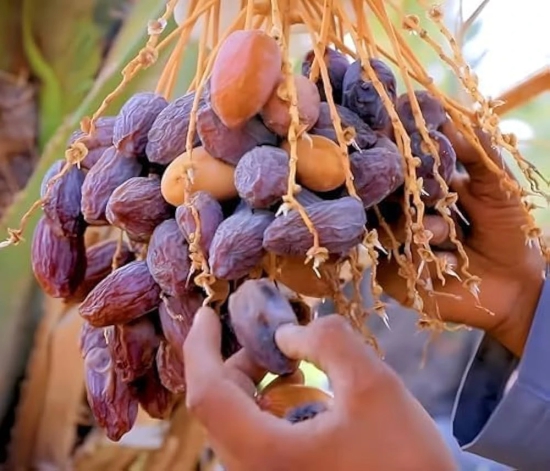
[183,307,285,453]
[440,120,514,186]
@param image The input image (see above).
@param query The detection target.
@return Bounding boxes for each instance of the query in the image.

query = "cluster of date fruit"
[31,29,457,441]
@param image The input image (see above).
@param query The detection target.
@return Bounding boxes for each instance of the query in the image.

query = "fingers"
[440,120,515,189]
[275,316,388,397]
[184,308,282,451]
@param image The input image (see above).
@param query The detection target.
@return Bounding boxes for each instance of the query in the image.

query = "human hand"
[184,307,457,471]
[377,122,546,356]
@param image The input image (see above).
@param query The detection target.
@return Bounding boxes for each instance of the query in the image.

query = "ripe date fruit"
[113,92,168,157]
[197,104,277,166]
[81,146,143,225]
[310,103,377,150]
[156,341,186,394]
[106,176,173,242]
[105,317,160,383]
[234,146,289,208]
[41,160,86,238]
[350,146,405,208]
[84,345,138,441]
[70,239,134,303]
[80,146,110,170]
[281,134,345,193]
[342,58,397,131]
[161,147,237,206]
[79,260,161,327]
[68,116,116,149]
[209,205,274,280]
[210,29,282,128]
[147,219,191,297]
[410,130,456,206]
[31,216,87,298]
[79,321,108,358]
[146,91,204,165]
[228,278,299,375]
[396,90,447,134]
[132,367,178,420]
[263,197,366,256]
[301,47,350,103]
[159,292,203,358]
[175,191,224,256]
[260,74,321,137]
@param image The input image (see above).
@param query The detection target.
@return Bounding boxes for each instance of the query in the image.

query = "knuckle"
[312,314,351,341]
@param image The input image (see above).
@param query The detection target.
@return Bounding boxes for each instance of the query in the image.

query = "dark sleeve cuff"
[452,273,550,471]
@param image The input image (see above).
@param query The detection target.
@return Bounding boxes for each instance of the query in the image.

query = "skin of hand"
[184,307,458,471]
[377,122,547,357]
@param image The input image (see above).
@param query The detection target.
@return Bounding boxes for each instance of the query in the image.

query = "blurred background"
[0,0,547,469]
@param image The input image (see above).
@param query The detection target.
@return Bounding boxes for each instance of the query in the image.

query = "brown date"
[84,345,138,441]
[70,239,135,303]
[209,204,274,280]
[81,146,110,170]
[156,341,186,394]
[113,92,168,157]
[228,278,299,375]
[311,103,377,150]
[234,146,289,208]
[175,191,224,256]
[146,219,191,297]
[68,116,116,149]
[81,146,143,225]
[350,146,404,208]
[106,175,173,242]
[31,216,87,298]
[41,160,86,238]
[210,29,282,128]
[79,321,107,358]
[158,292,203,358]
[197,104,277,166]
[146,91,204,165]
[396,90,447,134]
[263,197,366,256]
[132,367,178,420]
[105,316,160,383]
[79,260,161,327]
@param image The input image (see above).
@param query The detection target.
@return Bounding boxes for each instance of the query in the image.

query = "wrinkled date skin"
[156,341,186,394]
[263,197,366,256]
[350,146,405,208]
[131,367,178,420]
[175,191,224,256]
[234,146,290,209]
[113,92,168,157]
[342,58,397,131]
[396,90,447,135]
[209,205,274,280]
[410,130,457,207]
[146,219,191,297]
[146,91,204,165]
[81,146,143,225]
[105,317,160,383]
[81,146,110,170]
[106,176,173,242]
[158,292,203,358]
[228,278,299,375]
[68,116,116,149]
[84,345,139,441]
[70,239,135,303]
[197,104,278,166]
[310,103,377,151]
[41,160,86,238]
[79,321,108,358]
[31,216,87,298]
[79,260,161,327]
[301,47,350,103]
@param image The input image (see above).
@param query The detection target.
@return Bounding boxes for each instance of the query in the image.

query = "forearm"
[452,274,550,470]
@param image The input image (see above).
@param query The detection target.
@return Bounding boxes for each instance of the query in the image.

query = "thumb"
[275,315,387,397]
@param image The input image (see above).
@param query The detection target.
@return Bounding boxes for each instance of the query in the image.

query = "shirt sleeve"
[452,272,550,471]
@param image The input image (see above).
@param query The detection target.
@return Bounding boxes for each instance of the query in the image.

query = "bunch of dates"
[31,29,456,441]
